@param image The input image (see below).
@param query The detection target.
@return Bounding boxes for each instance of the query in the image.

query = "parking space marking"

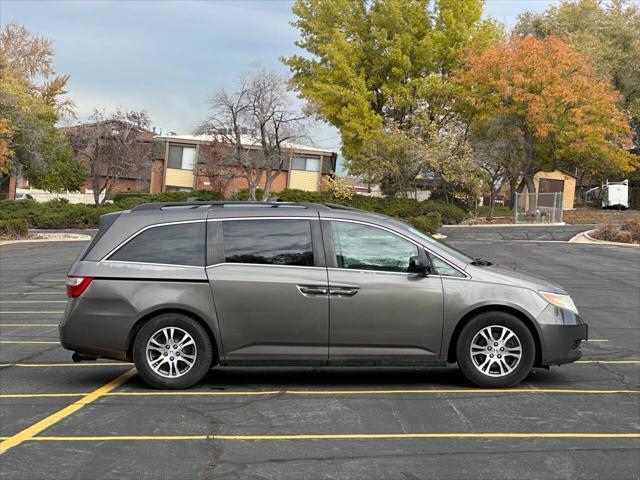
[0,300,67,303]
[0,369,135,455]
[0,311,64,314]
[10,433,640,442]
[0,293,66,296]
[0,362,132,368]
[0,393,89,398]
[1,388,638,399]
[576,360,640,364]
[0,324,58,327]
[586,339,609,342]
[0,340,59,344]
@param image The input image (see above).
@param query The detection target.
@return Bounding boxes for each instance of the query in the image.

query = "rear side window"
[109,222,205,266]
[223,219,313,266]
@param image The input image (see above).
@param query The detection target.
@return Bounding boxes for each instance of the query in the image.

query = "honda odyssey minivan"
[60,201,587,389]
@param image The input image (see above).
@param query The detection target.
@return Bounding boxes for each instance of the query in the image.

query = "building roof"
[155,134,336,156]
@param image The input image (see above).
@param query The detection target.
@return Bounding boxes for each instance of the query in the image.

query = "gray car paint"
[60,202,587,367]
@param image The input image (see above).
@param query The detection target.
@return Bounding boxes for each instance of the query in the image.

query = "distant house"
[152,134,337,195]
[517,170,577,210]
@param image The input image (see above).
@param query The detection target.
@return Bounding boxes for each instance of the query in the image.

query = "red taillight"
[66,276,93,298]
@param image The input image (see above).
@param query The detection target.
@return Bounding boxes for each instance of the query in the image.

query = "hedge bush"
[263,189,467,226]
[0,218,29,238]
[0,188,466,231]
[0,199,120,229]
[112,190,224,210]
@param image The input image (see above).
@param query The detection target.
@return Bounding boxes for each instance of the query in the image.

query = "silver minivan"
[60,201,587,389]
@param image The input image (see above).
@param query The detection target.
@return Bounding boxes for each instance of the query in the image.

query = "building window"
[222,219,314,267]
[291,157,321,172]
[168,145,196,170]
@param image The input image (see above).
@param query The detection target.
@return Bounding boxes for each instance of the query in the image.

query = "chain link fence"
[514,192,564,224]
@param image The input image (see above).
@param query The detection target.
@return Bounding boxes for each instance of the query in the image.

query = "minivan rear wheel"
[133,313,213,389]
[456,312,535,388]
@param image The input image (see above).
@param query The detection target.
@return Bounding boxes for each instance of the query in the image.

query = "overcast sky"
[1,0,560,153]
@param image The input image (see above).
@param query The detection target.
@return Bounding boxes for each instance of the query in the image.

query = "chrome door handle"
[297,285,328,296]
[329,287,359,297]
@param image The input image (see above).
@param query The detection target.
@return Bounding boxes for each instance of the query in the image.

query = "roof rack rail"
[131,201,319,212]
[325,203,360,212]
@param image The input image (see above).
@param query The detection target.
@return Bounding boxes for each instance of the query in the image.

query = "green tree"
[0,23,81,190]
[27,133,88,192]
[515,0,640,147]
[283,0,501,166]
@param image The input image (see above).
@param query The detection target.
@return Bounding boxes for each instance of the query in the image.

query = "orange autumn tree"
[454,34,635,189]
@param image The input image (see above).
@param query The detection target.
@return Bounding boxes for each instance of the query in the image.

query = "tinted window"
[331,221,418,272]
[109,222,205,266]
[223,220,314,266]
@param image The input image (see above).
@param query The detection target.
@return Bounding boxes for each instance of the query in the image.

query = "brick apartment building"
[151,134,337,196]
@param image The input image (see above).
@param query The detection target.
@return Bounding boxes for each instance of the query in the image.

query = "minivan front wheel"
[133,313,213,389]
[456,312,535,388]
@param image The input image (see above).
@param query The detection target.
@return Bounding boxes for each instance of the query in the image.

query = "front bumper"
[537,305,588,366]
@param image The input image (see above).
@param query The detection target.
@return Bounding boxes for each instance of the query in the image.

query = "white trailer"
[601,180,629,209]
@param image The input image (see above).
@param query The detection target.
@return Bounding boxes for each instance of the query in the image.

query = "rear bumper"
[537,306,588,366]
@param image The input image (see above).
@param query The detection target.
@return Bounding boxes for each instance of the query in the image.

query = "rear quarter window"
[108,222,205,266]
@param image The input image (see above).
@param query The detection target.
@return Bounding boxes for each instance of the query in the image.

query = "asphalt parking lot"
[0,226,639,479]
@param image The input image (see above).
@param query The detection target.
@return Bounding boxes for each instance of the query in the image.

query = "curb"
[443,222,566,228]
[568,230,640,248]
[0,234,91,246]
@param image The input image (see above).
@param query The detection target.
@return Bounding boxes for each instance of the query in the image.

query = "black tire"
[133,313,213,389]
[456,311,535,388]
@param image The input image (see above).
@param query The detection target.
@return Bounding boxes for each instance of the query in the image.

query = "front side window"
[109,222,205,266]
[331,221,418,273]
[168,145,196,170]
[223,219,314,266]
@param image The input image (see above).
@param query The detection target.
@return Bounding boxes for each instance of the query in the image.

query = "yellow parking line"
[1,388,637,399]
[0,340,59,345]
[107,390,282,397]
[576,360,640,364]
[0,324,58,327]
[0,300,67,304]
[16,433,640,442]
[0,293,65,296]
[0,369,135,455]
[284,388,640,395]
[0,362,132,368]
[0,393,88,398]
[0,311,64,314]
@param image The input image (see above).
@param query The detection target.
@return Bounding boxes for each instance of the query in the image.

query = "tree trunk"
[486,187,496,221]
[247,184,257,201]
[92,175,102,206]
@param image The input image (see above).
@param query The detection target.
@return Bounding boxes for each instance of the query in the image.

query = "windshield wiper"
[471,258,493,266]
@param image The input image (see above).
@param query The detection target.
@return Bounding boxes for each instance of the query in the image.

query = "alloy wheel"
[145,327,197,378]
[469,325,522,377]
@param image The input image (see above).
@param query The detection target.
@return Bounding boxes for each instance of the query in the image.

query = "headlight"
[538,291,579,314]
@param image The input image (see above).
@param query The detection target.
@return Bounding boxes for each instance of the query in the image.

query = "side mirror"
[408,256,431,276]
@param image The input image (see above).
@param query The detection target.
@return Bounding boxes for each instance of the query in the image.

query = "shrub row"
[237,189,467,227]
[0,189,465,232]
[0,218,29,238]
